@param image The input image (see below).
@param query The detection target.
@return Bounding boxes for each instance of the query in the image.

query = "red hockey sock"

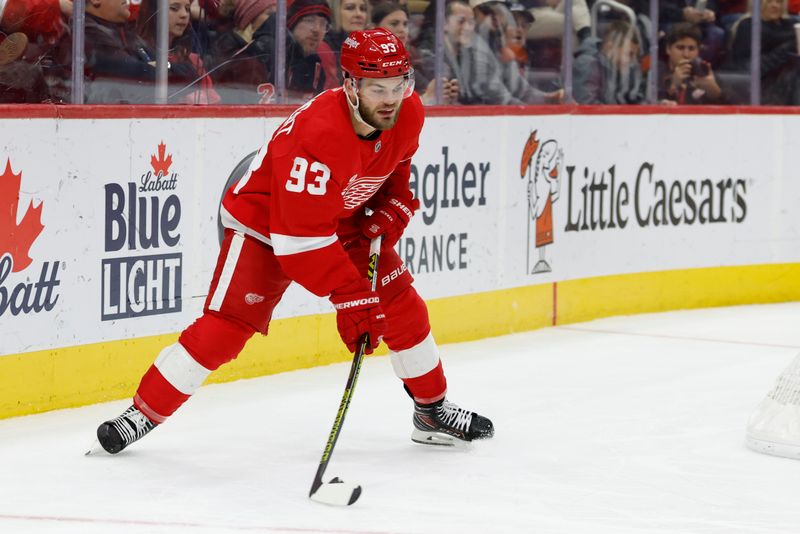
[135,365,189,423]
[134,313,255,423]
[402,360,447,405]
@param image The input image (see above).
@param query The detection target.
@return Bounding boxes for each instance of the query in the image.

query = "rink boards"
[1,104,799,419]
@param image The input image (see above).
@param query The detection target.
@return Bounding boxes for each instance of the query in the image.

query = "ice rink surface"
[2,302,800,534]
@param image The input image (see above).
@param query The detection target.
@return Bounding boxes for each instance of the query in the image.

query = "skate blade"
[746,434,800,460]
[85,439,106,456]
[411,429,471,449]
[309,477,362,506]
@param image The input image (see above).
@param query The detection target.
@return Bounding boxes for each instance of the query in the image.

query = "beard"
[358,99,403,130]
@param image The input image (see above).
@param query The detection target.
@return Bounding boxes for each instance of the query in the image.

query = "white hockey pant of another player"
[746,351,800,459]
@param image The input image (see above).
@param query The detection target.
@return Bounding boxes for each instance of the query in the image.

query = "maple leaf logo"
[150,141,173,176]
[0,159,45,273]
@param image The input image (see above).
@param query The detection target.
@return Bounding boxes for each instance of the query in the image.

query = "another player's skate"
[91,405,158,455]
[412,398,494,447]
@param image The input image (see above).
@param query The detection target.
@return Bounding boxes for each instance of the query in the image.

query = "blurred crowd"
[1,0,800,105]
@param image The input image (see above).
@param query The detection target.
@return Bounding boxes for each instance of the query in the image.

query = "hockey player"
[95,28,494,454]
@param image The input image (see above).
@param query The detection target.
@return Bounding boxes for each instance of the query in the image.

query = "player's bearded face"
[357,76,408,130]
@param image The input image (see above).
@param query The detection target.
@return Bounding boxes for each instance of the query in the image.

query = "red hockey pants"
[134,230,447,423]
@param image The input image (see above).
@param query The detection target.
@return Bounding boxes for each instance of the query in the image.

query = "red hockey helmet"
[340,28,411,79]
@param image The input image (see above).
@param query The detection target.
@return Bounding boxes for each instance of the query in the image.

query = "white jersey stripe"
[390,332,440,379]
[219,206,272,246]
[270,233,337,256]
[209,231,245,311]
[154,343,212,396]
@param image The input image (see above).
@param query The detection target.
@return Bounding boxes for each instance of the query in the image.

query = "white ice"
[2,302,800,534]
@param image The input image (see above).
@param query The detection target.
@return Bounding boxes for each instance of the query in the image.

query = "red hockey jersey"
[221,88,424,298]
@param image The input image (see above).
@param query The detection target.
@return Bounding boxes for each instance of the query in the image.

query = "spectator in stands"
[718,0,748,31]
[371,0,460,104]
[325,0,369,57]
[0,0,71,102]
[472,0,507,53]
[507,1,535,71]
[659,22,724,104]
[0,32,49,103]
[198,0,234,22]
[573,19,645,104]
[194,0,237,52]
[526,0,590,40]
[590,0,654,74]
[254,0,336,103]
[731,0,800,104]
[205,0,274,103]
[72,0,188,103]
[0,0,70,46]
[136,0,221,103]
[525,0,591,69]
[416,0,555,104]
[186,1,230,58]
[410,0,439,51]
[0,33,28,67]
[371,0,409,42]
[659,0,726,67]
[415,0,486,103]
[481,0,562,101]
[499,3,533,77]
[318,0,369,85]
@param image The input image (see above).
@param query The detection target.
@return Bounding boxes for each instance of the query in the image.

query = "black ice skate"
[95,405,157,454]
[412,399,494,447]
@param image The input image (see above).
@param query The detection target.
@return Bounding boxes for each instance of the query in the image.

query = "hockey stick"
[309,235,382,506]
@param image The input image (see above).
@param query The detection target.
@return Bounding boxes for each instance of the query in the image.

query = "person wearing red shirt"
[0,0,69,43]
[94,28,494,456]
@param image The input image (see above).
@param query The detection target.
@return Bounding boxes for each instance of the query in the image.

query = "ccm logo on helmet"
[383,60,404,67]
[334,296,380,309]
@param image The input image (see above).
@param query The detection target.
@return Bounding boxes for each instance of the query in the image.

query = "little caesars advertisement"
[407,113,798,298]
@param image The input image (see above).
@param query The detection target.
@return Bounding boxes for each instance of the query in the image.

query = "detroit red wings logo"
[341,173,390,209]
[245,293,265,305]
